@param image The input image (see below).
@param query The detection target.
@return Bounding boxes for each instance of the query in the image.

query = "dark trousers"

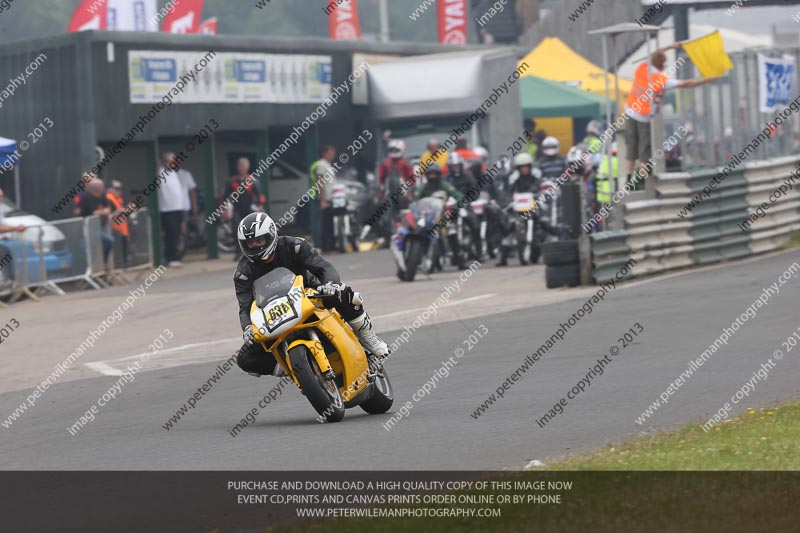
[0,244,13,281]
[161,211,183,263]
[321,206,334,252]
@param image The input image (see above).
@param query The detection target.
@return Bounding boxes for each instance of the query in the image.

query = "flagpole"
[379,0,390,42]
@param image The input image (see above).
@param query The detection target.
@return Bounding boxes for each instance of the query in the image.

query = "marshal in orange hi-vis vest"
[626,62,669,117]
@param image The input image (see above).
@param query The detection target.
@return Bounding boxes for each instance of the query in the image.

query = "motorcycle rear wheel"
[288,345,345,422]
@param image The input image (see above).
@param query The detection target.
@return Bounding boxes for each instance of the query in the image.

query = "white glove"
[243,325,255,346]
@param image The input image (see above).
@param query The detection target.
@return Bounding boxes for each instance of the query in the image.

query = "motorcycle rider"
[498,153,541,267]
[377,139,416,246]
[414,163,465,268]
[234,212,388,377]
[446,152,481,260]
[536,136,567,179]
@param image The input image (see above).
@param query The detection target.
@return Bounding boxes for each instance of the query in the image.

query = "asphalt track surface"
[1,249,799,470]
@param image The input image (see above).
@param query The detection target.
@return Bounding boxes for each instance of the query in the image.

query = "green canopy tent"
[520,75,612,119]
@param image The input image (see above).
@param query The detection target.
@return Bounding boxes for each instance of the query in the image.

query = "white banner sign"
[758,53,796,113]
[108,0,158,32]
[128,51,333,104]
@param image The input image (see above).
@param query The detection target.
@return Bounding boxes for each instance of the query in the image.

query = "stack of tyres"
[543,240,580,289]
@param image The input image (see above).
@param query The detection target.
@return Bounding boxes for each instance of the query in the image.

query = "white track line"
[372,293,497,320]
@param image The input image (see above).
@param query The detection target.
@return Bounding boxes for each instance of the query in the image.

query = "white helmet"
[237,212,278,262]
[513,152,534,168]
[567,145,585,165]
[474,146,489,164]
[387,139,406,159]
[541,136,560,157]
[586,120,602,137]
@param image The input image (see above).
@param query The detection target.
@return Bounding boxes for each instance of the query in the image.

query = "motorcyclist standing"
[234,212,388,378]
[536,136,567,179]
[377,140,416,246]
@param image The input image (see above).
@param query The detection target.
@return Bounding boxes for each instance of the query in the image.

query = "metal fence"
[666,47,800,172]
[0,210,154,305]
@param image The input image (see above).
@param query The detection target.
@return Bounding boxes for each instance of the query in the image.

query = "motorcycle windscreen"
[252,268,296,308]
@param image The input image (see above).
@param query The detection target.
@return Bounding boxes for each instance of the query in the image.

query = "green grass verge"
[281,401,800,532]
[549,401,800,470]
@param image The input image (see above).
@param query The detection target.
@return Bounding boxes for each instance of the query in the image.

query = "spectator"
[480,28,495,45]
[176,165,198,254]
[74,176,114,267]
[0,187,25,288]
[419,139,448,175]
[158,153,188,268]
[523,119,538,158]
[106,180,130,268]
[309,146,336,252]
[225,157,266,260]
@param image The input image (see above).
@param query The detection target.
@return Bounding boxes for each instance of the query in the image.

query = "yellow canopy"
[518,37,633,103]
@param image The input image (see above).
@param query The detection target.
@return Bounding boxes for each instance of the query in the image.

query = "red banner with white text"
[437,0,468,45]
[327,0,361,41]
[68,0,108,32]
[162,0,204,33]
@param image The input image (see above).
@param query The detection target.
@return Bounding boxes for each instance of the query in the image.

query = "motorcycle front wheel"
[403,239,423,282]
[288,345,345,422]
[360,368,394,414]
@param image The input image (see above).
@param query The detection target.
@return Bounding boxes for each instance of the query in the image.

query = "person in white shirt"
[158,152,188,268]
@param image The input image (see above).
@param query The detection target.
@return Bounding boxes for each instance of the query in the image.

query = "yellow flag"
[681,31,734,77]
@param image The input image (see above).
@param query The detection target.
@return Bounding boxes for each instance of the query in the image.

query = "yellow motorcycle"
[250,267,393,422]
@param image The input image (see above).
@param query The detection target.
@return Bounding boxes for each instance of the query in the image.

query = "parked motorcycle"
[391,196,445,282]
[250,268,394,422]
[330,180,361,253]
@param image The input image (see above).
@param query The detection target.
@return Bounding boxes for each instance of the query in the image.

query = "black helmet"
[237,212,278,262]
[425,162,443,180]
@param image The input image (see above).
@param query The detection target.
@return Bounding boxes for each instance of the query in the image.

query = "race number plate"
[263,296,298,333]
[513,192,535,213]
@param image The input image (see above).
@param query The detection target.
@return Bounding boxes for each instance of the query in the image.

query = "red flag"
[437,0,467,45]
[199,17,217,35]
[68,0,108,32]
[327,0,361,41]
[161,0,203,33]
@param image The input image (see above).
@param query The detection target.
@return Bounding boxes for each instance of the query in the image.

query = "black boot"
[496,245,510,267]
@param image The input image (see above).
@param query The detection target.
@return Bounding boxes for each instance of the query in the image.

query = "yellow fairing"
[253,275,370,402]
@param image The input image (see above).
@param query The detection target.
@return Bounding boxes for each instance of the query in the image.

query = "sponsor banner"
[68,0,109,32]
[162,0,204,33]
[328,0,361,41]
[437,0,468,45]
[128,51,332,104]
[199,17,217,35]
[758,53,796,113]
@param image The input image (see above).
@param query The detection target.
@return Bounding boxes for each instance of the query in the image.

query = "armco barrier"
[591,156,800,283]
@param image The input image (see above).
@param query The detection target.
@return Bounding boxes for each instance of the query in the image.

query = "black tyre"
[545,263,581,289]
[403,239,423,282]
[360,368,394,414]
[288,344,345,422]
[543,240,579,266]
